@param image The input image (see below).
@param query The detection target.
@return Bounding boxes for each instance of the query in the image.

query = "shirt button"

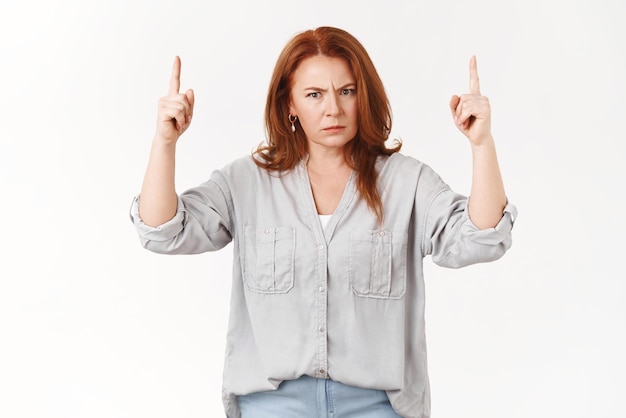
[319,326,325,332]
[319,368,326,375]
[318,244,324,250]
[379,231,385,236]
[319,286,325,292]
[264,229,270,234]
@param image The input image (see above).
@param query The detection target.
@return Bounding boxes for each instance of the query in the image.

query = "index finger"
[469,55,480,95]
[168,56,181,95]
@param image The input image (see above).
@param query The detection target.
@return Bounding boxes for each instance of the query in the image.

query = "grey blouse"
[130,152,516,418]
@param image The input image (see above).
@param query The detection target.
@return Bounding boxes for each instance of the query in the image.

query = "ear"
[288,103,296,116]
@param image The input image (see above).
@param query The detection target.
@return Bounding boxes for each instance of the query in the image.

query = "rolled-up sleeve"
[422,188,517,268]
[129,174,233,255]
[130,195,186,242]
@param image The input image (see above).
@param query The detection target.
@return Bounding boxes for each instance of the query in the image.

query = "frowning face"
[289,55,358,154]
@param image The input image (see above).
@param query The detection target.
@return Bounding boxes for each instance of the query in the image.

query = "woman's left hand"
[449,55,492,146]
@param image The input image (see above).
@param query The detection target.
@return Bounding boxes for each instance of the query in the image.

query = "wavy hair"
[253,26,401,223]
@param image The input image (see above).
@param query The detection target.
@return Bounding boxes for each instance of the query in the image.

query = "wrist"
[470,135,495,152]
[151,134,178,151]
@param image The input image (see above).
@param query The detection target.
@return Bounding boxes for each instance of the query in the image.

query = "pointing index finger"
[169,56,181,95]
[469,55,480,95]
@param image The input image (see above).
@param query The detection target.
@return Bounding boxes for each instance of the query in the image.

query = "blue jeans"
[237,375,402,418]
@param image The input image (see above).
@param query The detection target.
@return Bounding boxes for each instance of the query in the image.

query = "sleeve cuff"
[129,195,187,242]
[461,200,517,245]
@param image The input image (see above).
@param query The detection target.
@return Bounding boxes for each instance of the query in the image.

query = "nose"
[325,93,341,116]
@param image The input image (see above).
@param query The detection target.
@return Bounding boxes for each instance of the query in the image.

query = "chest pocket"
[242,225,295,294]
[349,229,407,299]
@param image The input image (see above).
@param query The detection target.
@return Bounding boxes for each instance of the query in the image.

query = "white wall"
[1,0,624,417]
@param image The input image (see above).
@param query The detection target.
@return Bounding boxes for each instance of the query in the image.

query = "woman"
[130,26,516,418]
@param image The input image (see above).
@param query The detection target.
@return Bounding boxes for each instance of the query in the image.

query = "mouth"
[322,125,345,132]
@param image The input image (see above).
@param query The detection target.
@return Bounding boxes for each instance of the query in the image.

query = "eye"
[307,92,321,98]
[341,88,356,96]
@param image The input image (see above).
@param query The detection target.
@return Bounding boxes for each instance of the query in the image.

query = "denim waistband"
[237,375,401,417]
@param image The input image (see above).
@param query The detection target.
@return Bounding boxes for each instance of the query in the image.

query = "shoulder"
[378,152,439,179]
[212,154,298,184]
[213,155,263,178]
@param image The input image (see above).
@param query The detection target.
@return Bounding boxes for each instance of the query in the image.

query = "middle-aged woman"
[130,26,516,418]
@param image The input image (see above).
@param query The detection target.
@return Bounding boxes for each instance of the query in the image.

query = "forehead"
[291,55,354,86]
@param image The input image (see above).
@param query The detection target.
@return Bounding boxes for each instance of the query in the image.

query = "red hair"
[254,26,401,222]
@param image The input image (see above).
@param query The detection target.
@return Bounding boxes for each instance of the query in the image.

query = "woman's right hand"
[155,56,195,145]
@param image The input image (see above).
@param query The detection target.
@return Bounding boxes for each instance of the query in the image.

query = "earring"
[289,114,298,132]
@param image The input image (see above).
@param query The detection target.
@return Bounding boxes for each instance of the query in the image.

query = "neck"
[306,149,350,175]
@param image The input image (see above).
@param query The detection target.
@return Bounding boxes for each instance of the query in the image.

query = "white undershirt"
[319,214,332,228]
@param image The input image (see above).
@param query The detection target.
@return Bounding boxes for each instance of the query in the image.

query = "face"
[289,55,358,154]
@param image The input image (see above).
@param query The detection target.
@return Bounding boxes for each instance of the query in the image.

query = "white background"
[1,0,625,417]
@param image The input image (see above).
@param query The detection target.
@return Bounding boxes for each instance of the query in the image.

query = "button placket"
[315,239,328,379]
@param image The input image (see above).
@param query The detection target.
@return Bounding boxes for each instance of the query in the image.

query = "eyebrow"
[303,83,356,92]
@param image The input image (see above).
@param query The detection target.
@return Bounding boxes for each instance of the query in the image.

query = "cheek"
[297,115,317,137]
[346,100,358,118]
[298,112,314,126]
[298,108,320,126]
[348,105,359,126]
[349,104,359,133]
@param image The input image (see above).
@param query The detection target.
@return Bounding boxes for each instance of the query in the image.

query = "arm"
[449,56,506,230]
[139,56,195,227]
[468,135,506,229]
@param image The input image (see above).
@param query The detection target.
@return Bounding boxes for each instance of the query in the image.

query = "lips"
[322,125,345,132]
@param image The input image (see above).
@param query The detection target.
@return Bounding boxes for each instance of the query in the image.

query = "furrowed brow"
[303,83,356,91]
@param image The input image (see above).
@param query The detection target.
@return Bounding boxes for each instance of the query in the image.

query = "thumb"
[185,89,195,125]
[449,95,460,116]
[186,89,195,110]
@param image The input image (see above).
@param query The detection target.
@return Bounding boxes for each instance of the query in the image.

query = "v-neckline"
[297,159,357,242]
[306,164,352,216]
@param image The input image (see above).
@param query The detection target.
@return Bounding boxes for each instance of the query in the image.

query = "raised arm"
[139,56,195,227]
[449,55,506,230]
